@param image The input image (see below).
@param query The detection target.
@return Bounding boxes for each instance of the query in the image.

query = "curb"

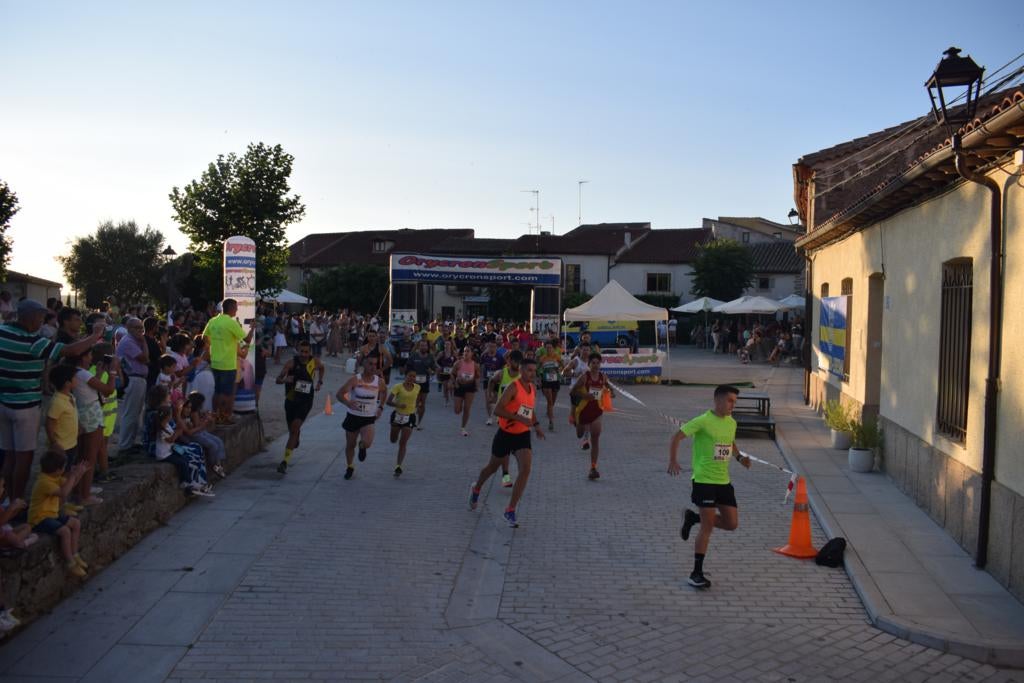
[773,415,1024,668]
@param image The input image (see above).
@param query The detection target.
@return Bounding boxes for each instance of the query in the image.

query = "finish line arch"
[388,252,562,332]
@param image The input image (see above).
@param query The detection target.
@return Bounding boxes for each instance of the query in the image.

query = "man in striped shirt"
[0,299,105,502]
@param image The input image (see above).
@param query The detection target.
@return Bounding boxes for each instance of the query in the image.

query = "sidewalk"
[763,366,1024,667]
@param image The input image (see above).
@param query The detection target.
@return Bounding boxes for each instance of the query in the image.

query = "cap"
[17,299,46,315]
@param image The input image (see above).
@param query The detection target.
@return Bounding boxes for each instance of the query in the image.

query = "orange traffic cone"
[774,477,818,559]
[324,395,333,416]
[600,388,614,412]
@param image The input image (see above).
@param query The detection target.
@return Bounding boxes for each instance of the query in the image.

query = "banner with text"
[390,253,562,287]
[223,236,257,325]
[597,349,665,378]
[819,295,848,379]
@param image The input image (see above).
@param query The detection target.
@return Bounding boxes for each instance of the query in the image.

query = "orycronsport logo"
[397,255,555,272]
[397,270,550,283]
[226,242,256,255]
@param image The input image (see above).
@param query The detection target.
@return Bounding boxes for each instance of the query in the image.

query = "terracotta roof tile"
[616,228,710,263]
[747,241,802,273]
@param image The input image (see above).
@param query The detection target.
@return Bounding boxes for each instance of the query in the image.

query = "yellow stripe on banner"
[819,326,846,348]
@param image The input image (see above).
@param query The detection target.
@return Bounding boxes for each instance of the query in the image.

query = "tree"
[169,142,305,295]
[0,179,19,281]
[58,220,167,305]
[690,239,755,301]
[561,292,592,311]
[305,265,388,313]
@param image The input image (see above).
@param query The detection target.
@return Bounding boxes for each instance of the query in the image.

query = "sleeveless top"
[286,356,316,403]
[348,374,380,417]
[583,372,607,401]
[480,354,501,381]
[539,355,560,384]
[498,379,536,435]
[454,359,476,384]
[498,367,520,395]
[438,354,456,375]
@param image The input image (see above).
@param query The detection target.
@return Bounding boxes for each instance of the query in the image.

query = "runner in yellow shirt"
[386,369,421,478]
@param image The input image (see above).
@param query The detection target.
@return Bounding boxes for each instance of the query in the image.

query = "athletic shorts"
[342,413,377,433]
[285,400,313,424]
[454,383,476,398]
[541,381,561,392]
[417,381,430,395]
[0,404,40,452]
[437,373,451,385]
[390,411,417,429]
[212,369,236,396]
[691,481,737,508]
[491,428,531,459]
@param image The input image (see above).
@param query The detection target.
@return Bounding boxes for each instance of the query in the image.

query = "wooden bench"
[735,413,776,440]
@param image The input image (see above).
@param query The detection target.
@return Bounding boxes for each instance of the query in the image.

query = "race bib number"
[485,369,494,379]
[394,412,410,425]
[354,400,373,414]
[415,374,427,384]
[516,404,534,420]
[714,444,732,461]
[589,389,603,400]
[458,373,474,383]
[295,380,312,394]
[544,371,558,382]
[400,351,409,359]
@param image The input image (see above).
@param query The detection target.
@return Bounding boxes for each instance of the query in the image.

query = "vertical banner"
[819,296,848,379]
[224,236,256,414]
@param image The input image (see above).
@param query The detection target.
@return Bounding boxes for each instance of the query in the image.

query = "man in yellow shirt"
[202,299,256,425]
[386,369,420,478]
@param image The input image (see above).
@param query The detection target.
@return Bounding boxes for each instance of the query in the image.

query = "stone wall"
[880,416,1024,602]
[0,415,263,626]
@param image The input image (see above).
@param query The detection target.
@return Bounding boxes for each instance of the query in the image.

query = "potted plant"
[823,399,852,450]
[848,418,882,473]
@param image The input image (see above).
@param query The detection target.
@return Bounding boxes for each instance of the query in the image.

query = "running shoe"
[394,465,403,478]
[358,445,367,462]
[579,437,590,451]
[680,509,700,541]
[687,571,711,589]
[344,466,355,480]
[501,474,513,488]
[73,554,89,569]
[503,508,518,528]
[67,561,87,578]
[90,486,103,495]
[193,485,215,498]
[213,464,227,479]
[469,483,481,510]
[461,428,469,437]
[486,418,493,426]
[588,468,600,480]
[277,461,288,475]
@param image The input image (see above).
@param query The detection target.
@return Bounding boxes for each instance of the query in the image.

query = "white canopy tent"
[713,295,783,315]
[777,294,806,309]
[671,297,724,314]
[258,288,311,305]
[563,280,670,380]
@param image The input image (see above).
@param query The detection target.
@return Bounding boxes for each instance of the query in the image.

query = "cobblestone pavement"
[2,362,1019,682]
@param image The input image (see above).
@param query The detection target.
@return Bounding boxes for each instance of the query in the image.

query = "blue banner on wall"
[819,296,848,379]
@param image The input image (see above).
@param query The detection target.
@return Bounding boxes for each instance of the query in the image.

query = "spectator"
[39,312,57,340]
[0,477,35,551]
[88,344,122,483]
[55,307,82,344]
[115,317,149,453]
[0,292,13,317]
[45,364,79,461]
[181,392,226,479]
[143,387,214,497]
[187,335,215,413]
[202,299,256,425]
[143,318,162,389]
[28,451,89,578]
[0,300,103,502]
[157,355,183,404]
[70,351,116,506]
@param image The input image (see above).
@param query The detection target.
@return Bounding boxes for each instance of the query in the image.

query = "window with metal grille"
[564,264,581,294]
[840,279,852,381]
[936,259,972,443]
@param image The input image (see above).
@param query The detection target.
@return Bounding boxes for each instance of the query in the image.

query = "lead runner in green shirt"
[668,385,751,589]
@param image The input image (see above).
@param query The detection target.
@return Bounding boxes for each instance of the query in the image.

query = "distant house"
[703,216,800,245]
[0,270,62,304]
[793,86,1024,598]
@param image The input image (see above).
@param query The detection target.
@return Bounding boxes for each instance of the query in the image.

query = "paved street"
[0,360,1019,682]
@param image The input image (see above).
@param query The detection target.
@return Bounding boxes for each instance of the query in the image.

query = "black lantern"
[925,47,984,129]
[787,208,799,225]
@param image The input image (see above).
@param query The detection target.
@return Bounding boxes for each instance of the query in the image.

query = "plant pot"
[830,429,852,450]
[848,447,874,473]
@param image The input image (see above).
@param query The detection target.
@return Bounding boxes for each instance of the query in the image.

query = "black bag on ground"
[816,537,847,567]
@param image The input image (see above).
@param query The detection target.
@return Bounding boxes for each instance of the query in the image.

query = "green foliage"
[169,142,305,295]
[561,292,592,310]
[487,286,530,321]
[823,399,852,433]
[57,220,166,305]
[850,417,883,450]
[636,293,678,309]
[690,239,755,301]
[305,265,388,312]
[0,179,19,281]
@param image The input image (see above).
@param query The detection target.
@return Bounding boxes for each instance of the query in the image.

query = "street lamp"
[787,208,799,225]
[162,246,177,257]
[925,47,984,130]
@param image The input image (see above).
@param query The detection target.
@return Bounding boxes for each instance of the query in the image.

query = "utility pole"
[577,180,589,227]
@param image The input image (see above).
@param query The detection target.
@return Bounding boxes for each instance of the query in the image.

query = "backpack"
[816,537,847,568]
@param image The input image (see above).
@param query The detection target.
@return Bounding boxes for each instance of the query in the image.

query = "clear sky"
[3,0,1021,289]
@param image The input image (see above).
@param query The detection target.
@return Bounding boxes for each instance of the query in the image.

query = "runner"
[488,350,522,488]
[385,369,420,477]
[668,384,751,588]
[406,339,436,430]
[537,339,563,431]
[479,341,503,422]
[393,327,414,376]
[358,330,393,383]
[452,346,479,437]
[436,340,457,407]
[468,358,545,528]
[275,340,325,474]
[564,343,591,437]
[570,352,614,479]
[337,355,387,480]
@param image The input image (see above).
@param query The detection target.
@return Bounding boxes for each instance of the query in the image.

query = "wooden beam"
[982,136,1019,148]
[1004,126,1024,136]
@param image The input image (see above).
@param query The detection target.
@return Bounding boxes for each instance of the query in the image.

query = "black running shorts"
[491,428,531,459]
[454,383,477,398]
[690,481,737,508]
[342,413,377,433]
[284,400,313,424]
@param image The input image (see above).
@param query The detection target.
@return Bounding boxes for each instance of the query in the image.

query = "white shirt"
[72,368,100,408]
[155,425,174,461]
